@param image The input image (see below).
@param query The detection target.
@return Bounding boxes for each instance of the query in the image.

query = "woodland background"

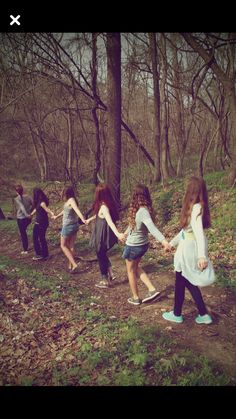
[0,33,236,198]
[0,33,236,386]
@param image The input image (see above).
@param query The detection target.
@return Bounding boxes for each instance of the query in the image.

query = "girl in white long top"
[163,176,215,325]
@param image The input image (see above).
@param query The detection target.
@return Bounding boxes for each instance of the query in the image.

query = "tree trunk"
[91,33,101,186]
[181,32,236,186]
[0,208,5,220]
[160,34,169,182]
[149,33,161,182]
[28,126,45,181]
[171,34,187,178]
[106,33,122,207]
[67,111,74,183]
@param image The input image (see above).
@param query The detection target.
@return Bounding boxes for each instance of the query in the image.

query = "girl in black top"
[30,188,54,260]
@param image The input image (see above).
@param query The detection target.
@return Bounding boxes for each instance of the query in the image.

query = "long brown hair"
[62,186,78,205]
[15,184,24,196]
[93,183,119,222]
[33,188,49,208]
[128,184,155,229]
[180,176,211,229]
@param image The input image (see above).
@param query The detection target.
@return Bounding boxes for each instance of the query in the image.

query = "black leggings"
[33,223,49,258]
[174,271,207,316]
[96,246,111,278]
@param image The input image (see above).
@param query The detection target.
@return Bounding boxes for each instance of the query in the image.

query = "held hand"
[84,219,90,225]
[51,215,57,220]
[118,233,126,243]
[162,240,172,252]
[198,258,208,271]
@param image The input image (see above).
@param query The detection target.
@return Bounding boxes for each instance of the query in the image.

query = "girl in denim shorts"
[123,184,170,306]
[53,186,86,274]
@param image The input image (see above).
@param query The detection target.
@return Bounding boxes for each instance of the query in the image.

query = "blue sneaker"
[162,311,183,323]
[195,314,212,324]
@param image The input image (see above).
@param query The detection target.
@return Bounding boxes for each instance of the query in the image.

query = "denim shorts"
[61,222,79,238]
[122,243,149,260]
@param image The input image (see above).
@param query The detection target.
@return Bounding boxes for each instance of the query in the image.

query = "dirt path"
[1,229,236,384]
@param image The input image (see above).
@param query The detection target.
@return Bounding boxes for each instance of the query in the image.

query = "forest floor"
[0,221,236,386]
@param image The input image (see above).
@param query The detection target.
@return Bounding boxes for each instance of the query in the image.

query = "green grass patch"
[51,319,231,386]
[75,237,91,252]
[215,266,236,291]
[0,254,63,291]
[0,219,19,235]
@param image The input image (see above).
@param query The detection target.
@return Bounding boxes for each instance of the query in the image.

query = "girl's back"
[15,194,32,218]
[35,202,48,226]
[63,202,78,226]
[126,206,165,246]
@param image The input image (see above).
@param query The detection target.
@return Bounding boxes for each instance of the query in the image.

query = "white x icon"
[10,15,21,26]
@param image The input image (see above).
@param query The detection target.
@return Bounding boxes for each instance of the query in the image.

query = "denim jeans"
[174,271,207,316]
[17,218,31,251]
[33,223,49,258]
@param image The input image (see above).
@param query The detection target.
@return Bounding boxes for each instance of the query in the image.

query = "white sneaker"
[195,314,213,324]
[21,251,28,255]
[32,255,43,260]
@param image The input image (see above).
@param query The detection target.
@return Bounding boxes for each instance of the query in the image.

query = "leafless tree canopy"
[1,32,236,196]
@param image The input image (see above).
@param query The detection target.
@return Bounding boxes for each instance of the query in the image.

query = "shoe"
[162,311,184,323]
[70,266,80,274]
[95,280,110,289]
[127,297,142,306]
[41,256,50,261]
[195,314,212,324]
[21,251,28,255]
[108,273,116,282]
[142,289,160,303]
[32,255,43,261]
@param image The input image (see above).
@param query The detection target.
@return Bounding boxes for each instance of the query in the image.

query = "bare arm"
[100,205,125,241]
[41,202,54,217]
[53,210,64,220]
[124,225,130,235]
[86,214,96,224]
[69,198,86,224]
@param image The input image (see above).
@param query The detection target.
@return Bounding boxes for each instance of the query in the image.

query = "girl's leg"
[135,258,156,292]
[68,233,77,269]
[33,224,41,256]
[108,265,115,280]
[17,218,29,251]
[184,278,208,316]
[96,247,110,278]
[126,259,139,299]
[39,225,49,258]
[173,271,186,316]
[60,236,77,269]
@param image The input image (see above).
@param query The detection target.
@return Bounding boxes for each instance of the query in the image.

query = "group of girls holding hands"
[15,175,215,325]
